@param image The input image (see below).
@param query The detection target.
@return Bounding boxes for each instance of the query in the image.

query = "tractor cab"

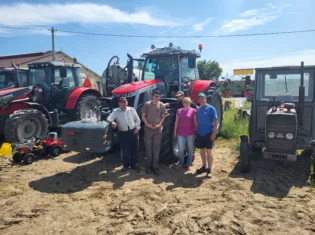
[0,67,28,90]
[28,61,83,110]
[141,44,200,98]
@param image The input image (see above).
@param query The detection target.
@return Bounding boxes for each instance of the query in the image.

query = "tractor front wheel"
[12,152,22,163]
[75,95,100,120]
[240,141,250,173]
[23,153,35,165]
[49,145,62,157]
[4,109,49,143]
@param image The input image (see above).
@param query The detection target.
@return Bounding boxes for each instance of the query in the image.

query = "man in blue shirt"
[195,93,218,178]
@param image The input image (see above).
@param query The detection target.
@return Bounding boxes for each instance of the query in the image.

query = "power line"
[1,25,315,38]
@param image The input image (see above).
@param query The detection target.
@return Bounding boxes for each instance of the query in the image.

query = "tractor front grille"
[265,113,297,154]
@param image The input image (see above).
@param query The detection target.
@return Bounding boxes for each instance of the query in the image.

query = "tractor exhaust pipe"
[127,53,133,83]
[11,62,20,87]
[299,61,305,125]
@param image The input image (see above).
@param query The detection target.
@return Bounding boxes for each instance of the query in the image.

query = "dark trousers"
[119,129,138,168]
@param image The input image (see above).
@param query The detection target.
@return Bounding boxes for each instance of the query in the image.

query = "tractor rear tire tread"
[4,109,49,143]
[75,95,100,121]
[159,109,177,163]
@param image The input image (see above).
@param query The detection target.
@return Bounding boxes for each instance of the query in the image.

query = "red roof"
[0,51,53,68]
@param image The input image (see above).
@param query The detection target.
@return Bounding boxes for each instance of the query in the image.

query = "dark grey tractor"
[240,62,315,173]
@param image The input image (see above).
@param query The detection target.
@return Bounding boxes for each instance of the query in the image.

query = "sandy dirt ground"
[0,146,315,235]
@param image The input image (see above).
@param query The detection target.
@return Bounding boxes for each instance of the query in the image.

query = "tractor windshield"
[0,72,8,89]
[143,56,178,82]
[256,69,314,102]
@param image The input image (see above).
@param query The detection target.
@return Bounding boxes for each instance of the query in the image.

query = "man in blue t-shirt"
[195,93,218,178]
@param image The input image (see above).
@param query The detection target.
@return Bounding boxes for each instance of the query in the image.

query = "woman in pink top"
[173,97,197,170]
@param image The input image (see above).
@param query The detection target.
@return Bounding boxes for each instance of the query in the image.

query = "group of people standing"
[107,90,218,178]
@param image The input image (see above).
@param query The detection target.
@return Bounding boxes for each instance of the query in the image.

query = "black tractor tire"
[23,153,35,165]
[75,95,100,120]
[207,92,223,137]
[4,109,49,143]
[240,141,250,173]
[159,108,177,163]
[49,145,62,157]
[12,152,22,163]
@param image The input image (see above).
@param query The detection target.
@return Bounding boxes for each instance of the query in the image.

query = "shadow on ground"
[29,150,204,194]
[229,152,311,198]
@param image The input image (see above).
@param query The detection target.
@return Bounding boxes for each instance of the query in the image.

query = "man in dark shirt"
[164,91,184,109]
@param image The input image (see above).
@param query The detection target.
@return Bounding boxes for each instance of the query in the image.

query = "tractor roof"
[0,68,28,72]
[255,65,315,71]
[28,61,81,68]
[142,46,200,58]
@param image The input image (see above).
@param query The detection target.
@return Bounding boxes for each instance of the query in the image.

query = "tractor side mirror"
[188,55,196,69]
[60,68,67,78]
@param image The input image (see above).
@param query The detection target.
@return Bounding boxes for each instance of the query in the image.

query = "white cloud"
[214,3,291,35]
[192,18,214,32]
[220,49,315,76]
[238,9,259,17]
[0,3,178,27]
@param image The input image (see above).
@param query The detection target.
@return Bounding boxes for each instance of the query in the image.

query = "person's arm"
[107,109,117,129]
[156,105,166,128]
[132,108,141,134]
[194,111,197,130]
[173,114,179,139]
[141,103,153,129]
[210,107,218,141]
[164,103,170,108]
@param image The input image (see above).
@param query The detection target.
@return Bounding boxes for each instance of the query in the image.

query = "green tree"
[137,61,144,70]
[197,60,223,80]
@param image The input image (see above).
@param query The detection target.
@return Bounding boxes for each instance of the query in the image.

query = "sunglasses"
[153,95,160,98]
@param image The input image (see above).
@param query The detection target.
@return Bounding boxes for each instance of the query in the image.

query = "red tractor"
[62,44,223,163]
[0,61,101,143]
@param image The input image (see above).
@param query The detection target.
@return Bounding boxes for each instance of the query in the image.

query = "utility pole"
[51,27,55,61]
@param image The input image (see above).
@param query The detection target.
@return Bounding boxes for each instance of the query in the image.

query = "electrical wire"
[1,25,315,38]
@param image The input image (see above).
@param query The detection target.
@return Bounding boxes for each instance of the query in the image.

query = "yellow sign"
[233,68,254,75]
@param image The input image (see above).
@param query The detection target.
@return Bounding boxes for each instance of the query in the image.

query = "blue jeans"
[178,135,195,166]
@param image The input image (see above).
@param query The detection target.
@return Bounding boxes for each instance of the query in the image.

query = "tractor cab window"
[179,57,197,81]
[18,71,28,87]
[54,67,76,89]
[29,68,52,91]
[0,72,6,88]
[257,69,314,102]
[74,68,83,86]
[143,56,178,83]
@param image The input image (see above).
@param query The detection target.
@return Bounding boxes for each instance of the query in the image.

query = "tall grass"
[219,108,249,139]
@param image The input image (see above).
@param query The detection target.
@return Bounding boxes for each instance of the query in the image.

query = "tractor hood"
[112,80,163,97]
[0,87,31,107]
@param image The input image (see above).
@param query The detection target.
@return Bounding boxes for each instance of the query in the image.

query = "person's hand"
[151,125,157,130]
[134,129,139,135]
[146,124,153,129]
[173,133,177,140]
[210,133,216,142]
[111,122,117,129]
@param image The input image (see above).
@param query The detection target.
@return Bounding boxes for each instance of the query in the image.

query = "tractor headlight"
[286,133,294,140]
[268,132,275,139]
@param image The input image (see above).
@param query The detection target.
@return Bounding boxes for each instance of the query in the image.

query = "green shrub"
[219,108,249,139]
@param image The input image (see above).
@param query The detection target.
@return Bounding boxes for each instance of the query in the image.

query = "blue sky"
[0,0,315,78]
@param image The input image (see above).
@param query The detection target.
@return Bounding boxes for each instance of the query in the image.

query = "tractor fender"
[22,102,53,127]
[189,80,217,104]
[65,87,101,110]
